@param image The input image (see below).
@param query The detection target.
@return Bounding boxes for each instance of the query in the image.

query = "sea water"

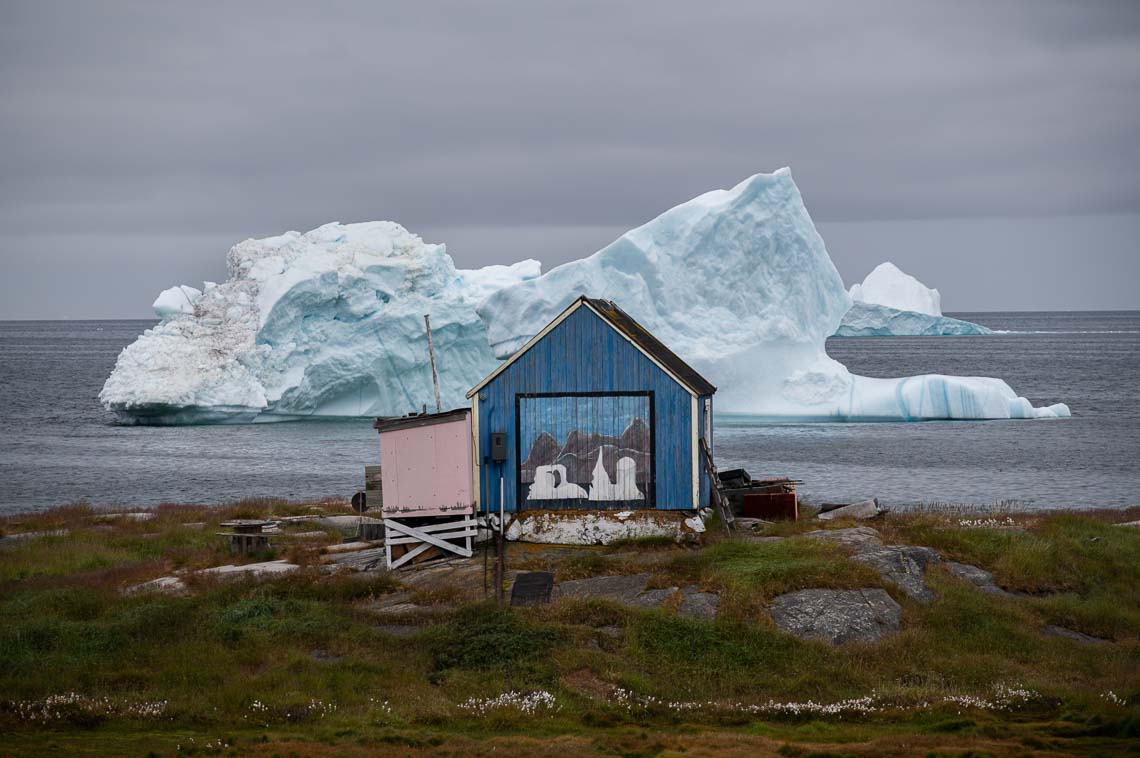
[0,312,1136,514]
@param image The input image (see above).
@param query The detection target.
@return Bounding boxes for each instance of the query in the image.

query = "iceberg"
[100,221,540,423]
[837,262,991,336]
[102,169,1068,424]
[849,261,942,316]
[835,302,993,337]
[477,170,1067,421]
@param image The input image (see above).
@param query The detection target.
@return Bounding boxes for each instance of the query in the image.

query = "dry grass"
[0,502,1138,756]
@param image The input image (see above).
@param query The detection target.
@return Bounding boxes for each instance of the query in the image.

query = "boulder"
[817,498,882,521]
[769,588,901,644]
[853,546,939,603]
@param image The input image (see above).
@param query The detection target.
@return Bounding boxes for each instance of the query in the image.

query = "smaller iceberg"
[850,262,942,316]
[836,302,992,337]
[837,262,990,337]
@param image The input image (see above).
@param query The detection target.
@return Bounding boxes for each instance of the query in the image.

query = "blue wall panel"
[476,306,708,513]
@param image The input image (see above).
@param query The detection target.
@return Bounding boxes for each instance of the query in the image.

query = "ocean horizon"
[1,310,1136,515]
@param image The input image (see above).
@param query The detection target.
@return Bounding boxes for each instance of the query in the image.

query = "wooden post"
[424,314,442,413]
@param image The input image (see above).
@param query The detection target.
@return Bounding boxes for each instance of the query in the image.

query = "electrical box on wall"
[490,432,507,463]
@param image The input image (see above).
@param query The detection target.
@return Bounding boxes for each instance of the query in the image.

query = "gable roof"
[467,296,716,398]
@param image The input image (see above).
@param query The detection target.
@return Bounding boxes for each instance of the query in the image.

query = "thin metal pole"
[496,475,505,604]
[424,314,442,413]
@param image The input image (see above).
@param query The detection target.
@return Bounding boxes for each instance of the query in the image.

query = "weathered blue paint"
[474,304,713,513]
[697,396,711,508]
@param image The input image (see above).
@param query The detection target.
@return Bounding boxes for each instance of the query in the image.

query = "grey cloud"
[1,0,1139,317]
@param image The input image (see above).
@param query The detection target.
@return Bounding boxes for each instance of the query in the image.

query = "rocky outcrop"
[552,574,719,619]
[853,546,940,603]
[1042,625,1110,645]
[943,560,1016,597]
[803,526,885,553]
[678,586,720,620]
[769,588,901,644]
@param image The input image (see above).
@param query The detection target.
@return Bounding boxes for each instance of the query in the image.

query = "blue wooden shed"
[466,297,716,516]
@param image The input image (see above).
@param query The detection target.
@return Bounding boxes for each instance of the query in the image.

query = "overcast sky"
[2,0,1139,318]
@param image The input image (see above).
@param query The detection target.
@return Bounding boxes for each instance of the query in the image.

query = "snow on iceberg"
[478,169,1068,421]
[152,285,202,319]
[835,302,993,336]
[849,261,942,316]
[837,262,991,336]
[100,221,540,423]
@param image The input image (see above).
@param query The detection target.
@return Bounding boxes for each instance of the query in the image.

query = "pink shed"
[373,409,474,519]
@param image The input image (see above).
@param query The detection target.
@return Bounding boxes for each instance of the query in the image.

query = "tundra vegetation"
[0,500,1137,757]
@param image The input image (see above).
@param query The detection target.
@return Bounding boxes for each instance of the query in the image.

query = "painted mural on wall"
[518,393,653,509]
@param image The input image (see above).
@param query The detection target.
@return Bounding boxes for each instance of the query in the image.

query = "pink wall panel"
[379,413,474,518]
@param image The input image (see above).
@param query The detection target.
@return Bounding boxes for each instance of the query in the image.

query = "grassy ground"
[0,502,1137,757]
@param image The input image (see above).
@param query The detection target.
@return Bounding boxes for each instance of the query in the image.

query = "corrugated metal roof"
[467,296,716,398]
[584,298,717,396]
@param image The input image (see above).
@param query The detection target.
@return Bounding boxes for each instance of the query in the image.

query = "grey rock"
[597,625,624,639]
[628,587,678,608]
[123,575,188,596]
[323,547,388,571]
[803,527,884,554]
[943,560,1016,597]
[553,573,650,603]
[317,515,384,537]
[0,529,68,549]
[853,546,939,603]
[1042,625,1110,645]
[769,588,901,645]
[375,624,420,638]
[199,560,299,577]
[816,498,882,521]
[678,585,720,620]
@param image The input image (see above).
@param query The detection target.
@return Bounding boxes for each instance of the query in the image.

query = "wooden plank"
[384,520,475,557]
[389,541,434,569]
[385,528,477,545]
[383,517,476,534]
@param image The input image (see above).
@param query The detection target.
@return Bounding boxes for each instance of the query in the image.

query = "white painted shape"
[528,464,589,500]
[587,450,643,501]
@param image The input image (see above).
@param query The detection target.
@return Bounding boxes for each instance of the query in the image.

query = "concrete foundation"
[499,508,710,546]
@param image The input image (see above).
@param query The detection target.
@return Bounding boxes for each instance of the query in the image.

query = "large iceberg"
[100,221,540,423]
[477,170,1067,420]
[102,169,1068,423]
[836,262,991,336]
